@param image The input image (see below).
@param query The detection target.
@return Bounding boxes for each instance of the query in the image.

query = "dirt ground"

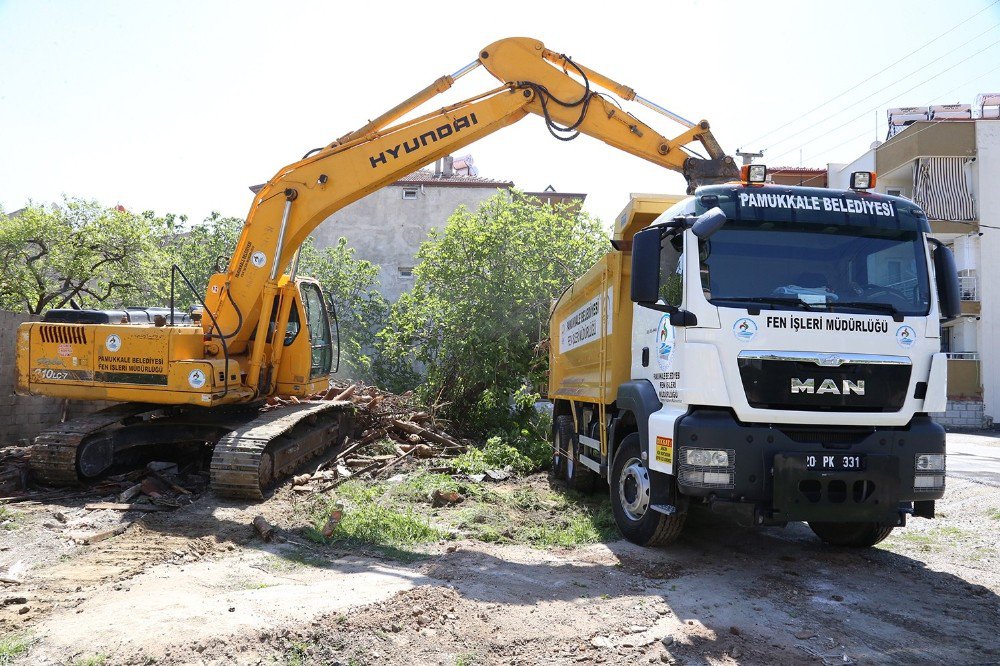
[1,436,999,666]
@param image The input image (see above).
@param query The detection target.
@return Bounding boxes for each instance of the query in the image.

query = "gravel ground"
[0,434,998,665]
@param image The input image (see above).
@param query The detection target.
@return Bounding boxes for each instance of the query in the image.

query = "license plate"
[803,453,866,471]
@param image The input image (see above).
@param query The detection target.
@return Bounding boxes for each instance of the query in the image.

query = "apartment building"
[830,94,999,428]
[310,155,586,303]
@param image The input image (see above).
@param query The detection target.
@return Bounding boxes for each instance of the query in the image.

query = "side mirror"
[933,244,961,321]
[690,207,727,239]
[631,226,662,304]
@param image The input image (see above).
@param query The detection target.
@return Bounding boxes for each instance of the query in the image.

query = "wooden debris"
[252,515,274,542]
[431,489,464,507]
[69,524,127,545]
[117,483,142,503]
[140,477,167,499]
[84,502,169,513]
[325,384,357,402]
[148,470,192,495]
[391,420,462,449]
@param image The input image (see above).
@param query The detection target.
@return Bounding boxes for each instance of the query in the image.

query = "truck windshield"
[699,223,931,316]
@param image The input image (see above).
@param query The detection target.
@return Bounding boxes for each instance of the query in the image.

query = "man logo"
[790,378,865,395]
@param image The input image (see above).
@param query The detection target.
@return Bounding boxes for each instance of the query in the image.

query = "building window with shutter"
[402,188,418,200]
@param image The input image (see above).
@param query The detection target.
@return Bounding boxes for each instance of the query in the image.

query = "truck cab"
[548,169,960,548]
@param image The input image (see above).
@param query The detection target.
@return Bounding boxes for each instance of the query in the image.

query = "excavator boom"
[208,37,736,369]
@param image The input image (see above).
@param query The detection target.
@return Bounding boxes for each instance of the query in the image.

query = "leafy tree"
[298,237,390,380]
[163,212,244,308]
[0,199,171,314]
[378,191,607,435]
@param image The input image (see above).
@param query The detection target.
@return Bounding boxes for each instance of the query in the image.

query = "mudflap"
[771,453,902,524]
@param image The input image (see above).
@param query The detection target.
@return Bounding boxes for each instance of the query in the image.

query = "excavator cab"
[274,278,335,396]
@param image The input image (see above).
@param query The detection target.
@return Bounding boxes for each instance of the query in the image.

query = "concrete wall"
[931,400,990,430]
[975,120,1000,424]
[311,181,508,302]
[0,311,103,445]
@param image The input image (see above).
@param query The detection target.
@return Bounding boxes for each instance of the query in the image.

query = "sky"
[1,0,998,228]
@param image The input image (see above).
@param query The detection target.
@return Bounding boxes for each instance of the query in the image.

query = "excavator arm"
[204,37,738,390]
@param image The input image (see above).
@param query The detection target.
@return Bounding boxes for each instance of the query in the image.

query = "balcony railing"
[959,275,978,301]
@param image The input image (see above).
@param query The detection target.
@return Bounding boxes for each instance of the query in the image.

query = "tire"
[610,434,685,546]
[550,414,567,480]
[554,415,598,493]
[808,521,895,548]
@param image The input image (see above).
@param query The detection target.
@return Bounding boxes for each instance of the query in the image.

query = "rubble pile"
[285,381,470,494]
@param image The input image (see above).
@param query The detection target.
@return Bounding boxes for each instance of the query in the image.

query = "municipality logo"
[733,318,758,342]
[896,325,916,348]
[657,314,674,369]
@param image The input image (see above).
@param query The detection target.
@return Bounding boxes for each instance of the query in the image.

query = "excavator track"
[29,403,159,486]
[29,400,353,499]
[210,400,353,500]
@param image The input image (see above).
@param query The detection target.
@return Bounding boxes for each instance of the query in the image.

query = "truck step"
[578,453,602,473]
[650,504,678,516]
[579,435,601,451]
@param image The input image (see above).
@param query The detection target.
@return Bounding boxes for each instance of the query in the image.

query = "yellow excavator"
[15,37,738,498]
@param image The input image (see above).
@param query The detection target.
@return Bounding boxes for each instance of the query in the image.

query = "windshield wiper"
[826,301,904,320]
[713,296,820,311]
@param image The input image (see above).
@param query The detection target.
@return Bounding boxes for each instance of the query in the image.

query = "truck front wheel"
[610,434,685,546]
[808,521,895,547]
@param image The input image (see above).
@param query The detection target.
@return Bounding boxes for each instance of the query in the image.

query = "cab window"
[300,282,333,378]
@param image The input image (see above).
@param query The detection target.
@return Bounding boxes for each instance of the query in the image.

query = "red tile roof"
[393,169,513,188]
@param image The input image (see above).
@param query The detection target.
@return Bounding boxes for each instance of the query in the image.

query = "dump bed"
[548,194,684,406]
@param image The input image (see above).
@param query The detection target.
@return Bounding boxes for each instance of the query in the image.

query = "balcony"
[959,275,978,300]
[876,121,976,176]
[931,219,979,235]
[959,274,981,316]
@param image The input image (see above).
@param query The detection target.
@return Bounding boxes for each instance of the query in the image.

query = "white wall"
[974,120,1000,422]
[948,318,979,353]
[953,233,980,273]
[827,149,875,190]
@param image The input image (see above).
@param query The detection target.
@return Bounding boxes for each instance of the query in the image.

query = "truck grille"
[39,325,87,345]
[738,354,911,412]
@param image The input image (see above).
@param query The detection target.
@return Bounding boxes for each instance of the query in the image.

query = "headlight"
[685,449,730,467]
[916,454,945,471]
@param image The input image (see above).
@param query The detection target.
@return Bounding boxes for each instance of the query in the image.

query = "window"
[658,234,683,307]
[299,282,333,379]
[398,267,414,278]
[886,188,902,197]
[402,188,418,200]
[700,223,931,316]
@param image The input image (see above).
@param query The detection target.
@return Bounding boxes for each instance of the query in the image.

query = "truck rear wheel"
[808,521,895,547]
[610,434,685,546]
[554,415,598,493]
[551,415,567,479]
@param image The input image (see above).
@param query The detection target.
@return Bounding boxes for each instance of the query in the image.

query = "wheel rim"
[618,457,650,521]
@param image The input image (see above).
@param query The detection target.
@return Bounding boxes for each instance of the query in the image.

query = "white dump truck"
[548,167,960,547]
